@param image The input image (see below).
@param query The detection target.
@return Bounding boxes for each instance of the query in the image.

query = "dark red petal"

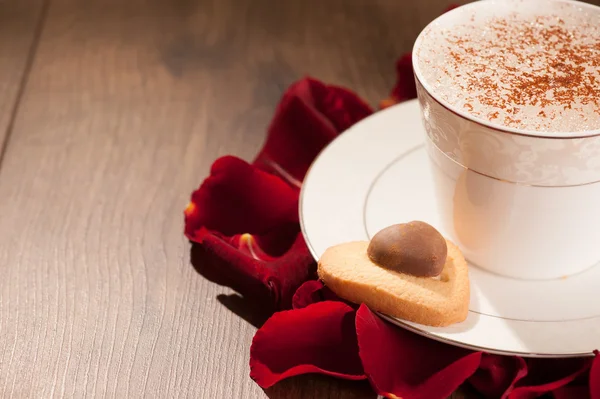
[292,280,343,309]
[250,222,301,258]
[265,233,317,309]
[508,357,593,399]
[191,228,315,310]
[468,354,528,398]
[190,229,273,307]
[254,77,372,184]
[590,352,600,399]
[249,301,366,388]
[292,280,325,310]
[355,304,482,399]
[313,82,374,133]
[232,233,277,262]
[553,385,590,399]
[185,156,299,241]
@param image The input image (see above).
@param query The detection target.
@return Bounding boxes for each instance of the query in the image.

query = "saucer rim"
[298,99,598,358]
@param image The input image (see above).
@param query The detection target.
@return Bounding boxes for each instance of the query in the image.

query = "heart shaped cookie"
[317,221,470,327]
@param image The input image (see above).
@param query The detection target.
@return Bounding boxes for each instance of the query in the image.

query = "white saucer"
[299,99,600,358]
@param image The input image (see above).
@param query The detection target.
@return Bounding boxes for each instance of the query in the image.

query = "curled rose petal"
[185,155,299,241]
[254,77,372,184]
[191,228,316,310]
[190,229,275,308]
[292,280,326,310]
[234,221,301,259]
[291,280,343,310]
[355,304,481,399]
[235,233,277,262]
[267,234,318,309]
[249,301,366,388]
[185,155,314,309]
[468,354,528,398]
[508,357,593,399]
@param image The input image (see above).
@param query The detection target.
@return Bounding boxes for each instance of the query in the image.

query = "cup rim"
[411,0,600,140]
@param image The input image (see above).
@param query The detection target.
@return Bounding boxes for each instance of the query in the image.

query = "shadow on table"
[263,373,482,399]
[264,374,377,399]
[189,243,274,328]
[215,293,271,328]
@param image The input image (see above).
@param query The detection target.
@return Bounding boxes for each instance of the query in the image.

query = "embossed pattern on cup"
[416,80,600,187]
[411,0,600,280]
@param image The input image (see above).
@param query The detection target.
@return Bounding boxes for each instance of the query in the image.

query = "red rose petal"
[313,81,374,133]
[508,357,593,399]
[249,222,301,258]
[190,229,274,307]
[469,354,528,398]
[185,156,299,241]
[249,301,366,388]
[590,352,600,399]
[292,280,326,310]
[191,228,316,310]
[267,234,317,309]
[553,385,590,399]
[254,77,372,184]
[291,280,343,309]
[233,233,277,262]
[355,304,482,399]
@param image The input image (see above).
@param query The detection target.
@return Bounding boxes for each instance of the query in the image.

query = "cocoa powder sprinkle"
[416,2,600,133]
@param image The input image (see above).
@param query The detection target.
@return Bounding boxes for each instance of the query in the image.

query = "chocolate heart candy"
[367,221,447,277]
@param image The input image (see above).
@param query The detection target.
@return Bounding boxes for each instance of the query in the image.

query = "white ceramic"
[412,0,600,280]
[299,100,600,357]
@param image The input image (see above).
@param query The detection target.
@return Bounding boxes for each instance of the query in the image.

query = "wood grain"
[0,1,470,397]
[4,0,598,398]
[0,1,46,153]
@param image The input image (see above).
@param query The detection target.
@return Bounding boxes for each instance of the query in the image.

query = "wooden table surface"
[2,0,599,398]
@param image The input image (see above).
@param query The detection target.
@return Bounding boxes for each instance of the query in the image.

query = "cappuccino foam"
[416,0,600,134]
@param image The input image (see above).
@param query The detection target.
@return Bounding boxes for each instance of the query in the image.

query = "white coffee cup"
[412,0,600,280]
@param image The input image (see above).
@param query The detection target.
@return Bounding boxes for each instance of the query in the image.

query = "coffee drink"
[415,0,600,134]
